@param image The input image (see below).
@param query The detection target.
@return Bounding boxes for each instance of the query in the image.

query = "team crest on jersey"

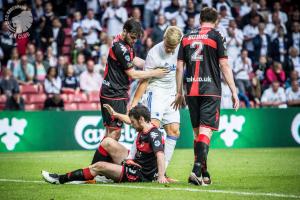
[120,43,128,55]
[150,132,159,140]
[154,140,161,147]
[125,55,130,61]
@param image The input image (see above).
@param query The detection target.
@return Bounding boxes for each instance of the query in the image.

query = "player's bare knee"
[91,162,106,172]
[101,137,114,149]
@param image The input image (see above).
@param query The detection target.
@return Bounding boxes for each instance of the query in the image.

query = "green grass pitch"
[0,148,300,200]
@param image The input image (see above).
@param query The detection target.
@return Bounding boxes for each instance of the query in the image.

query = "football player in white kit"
[131,26,183,173]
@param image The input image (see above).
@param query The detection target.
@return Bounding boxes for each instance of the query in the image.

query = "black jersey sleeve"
[149,130,164,153]
[113,42,134,70]
[177,39,185,61]
[216,32,228,59]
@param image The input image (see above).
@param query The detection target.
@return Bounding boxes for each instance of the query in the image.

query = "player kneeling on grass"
[42,105,169,184]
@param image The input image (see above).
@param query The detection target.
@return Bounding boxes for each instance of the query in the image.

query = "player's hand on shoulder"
[103,104,116,116]
[157,176,169,184]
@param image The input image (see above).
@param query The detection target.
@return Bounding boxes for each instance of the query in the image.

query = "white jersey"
[145,41,179,94]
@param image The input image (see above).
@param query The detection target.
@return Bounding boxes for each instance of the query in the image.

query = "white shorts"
[141,89,180,126]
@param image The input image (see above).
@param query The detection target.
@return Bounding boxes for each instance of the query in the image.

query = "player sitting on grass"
[42,105,169,184]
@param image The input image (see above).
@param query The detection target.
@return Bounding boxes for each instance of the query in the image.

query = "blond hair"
[163,26,183,46]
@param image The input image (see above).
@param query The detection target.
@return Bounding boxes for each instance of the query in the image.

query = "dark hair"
[129,105,151,122]
[200,7,218,23]
[123,18,143,38]
[46,67,58,78]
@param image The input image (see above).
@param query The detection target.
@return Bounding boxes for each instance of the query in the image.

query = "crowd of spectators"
[0,0,299,111]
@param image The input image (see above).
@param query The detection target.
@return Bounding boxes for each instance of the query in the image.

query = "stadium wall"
[0,108,300,152]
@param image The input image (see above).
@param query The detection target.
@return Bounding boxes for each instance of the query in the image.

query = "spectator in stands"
[265,12,287,40]
[216,0,232,17]
[44,67,62,94]
[96,55,107,76]
[253,23,271,64]
[250,76,262,107]
[270,26,289,64]
[101,0,127,37]
[185,0,200,27]
[45,47,57,67]
[151,14,168,45]
[287,21,300,53]
[82,9,102,46]
[286,80,300,107]
[239,0,252,17]
[286,70,300,89]
[44,94,64,111]
[40,2,55,34]
[73,53,87,78]
[226,20,244,67]
[268,2,288,25]
[131,7,142,24]
[72,12,82,37]
[33,50,48,83]
[261,80,287,108]
[233,49,253,97]
[79,59,102,93]
[258,0,270,22]
[6,48,20,73]
[0,68,19,97]
[138,37,153,59]
[57,56,68,78]
[243,14,260,60]
[72,27,89,61]
[254,55,268,81]
[164,0,187,30]
[26,43,36,64]
[240,2,264,29]
[13,55,35,85]
[264,61,286,88]
[99,32,113,59]
[286,47,300,76]
[0,22,16,64]
[143,0,160,29]
[219,6,233,29]
[61,65,80,94]
[184,16,196,34]
[4,89,25,111]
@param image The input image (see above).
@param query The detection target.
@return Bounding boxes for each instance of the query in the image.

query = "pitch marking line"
[0,178,299,199]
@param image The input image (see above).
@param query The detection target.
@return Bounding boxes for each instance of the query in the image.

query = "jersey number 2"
[191,41,203,61]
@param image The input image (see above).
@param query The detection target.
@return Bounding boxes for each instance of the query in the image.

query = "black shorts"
[120,164,146,182]
[100,97,127,129]
[186,96,221,131]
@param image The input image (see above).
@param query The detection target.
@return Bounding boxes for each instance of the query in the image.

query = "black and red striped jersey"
[178,27,227,97]
[100,34,135,99]
[134,126,164,180]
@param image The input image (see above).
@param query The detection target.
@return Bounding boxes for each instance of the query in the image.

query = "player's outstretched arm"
[156,151,168,184]
[103,104,132,124]
[130,79,150,109]
[125,68,168,80]
[219,59,239,111]
[132,57,145,69]
[171,60,185,110]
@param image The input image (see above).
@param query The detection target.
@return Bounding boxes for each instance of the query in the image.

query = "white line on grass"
[0,178,299,199]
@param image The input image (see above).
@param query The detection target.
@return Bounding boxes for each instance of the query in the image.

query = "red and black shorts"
[186,96,221,131]
[100,97,127,129]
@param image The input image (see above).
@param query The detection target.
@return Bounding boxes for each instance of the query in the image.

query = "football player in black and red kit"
[100,19,168,141]
[172,7,239,185]
[42,105,169,184]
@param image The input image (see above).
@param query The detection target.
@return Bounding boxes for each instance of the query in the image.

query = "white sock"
[164,135,178,170]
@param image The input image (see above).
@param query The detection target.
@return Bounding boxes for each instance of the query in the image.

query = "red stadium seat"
[64,103,77,111]
[20,85,39,94]
[70,93,88,103]
[62,46,71,55]
[77,103,98,110]
[0,95,7,103]
[25,104,38,111]
[28,94,47,104]
[0,103,5,110]
[22,94,30,103]
[88,91,100,103]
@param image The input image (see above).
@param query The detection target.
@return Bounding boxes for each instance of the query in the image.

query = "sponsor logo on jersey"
[186,76,212,83]
[120,44,128,55]
[0,118,27,151]
[102,80,111,87]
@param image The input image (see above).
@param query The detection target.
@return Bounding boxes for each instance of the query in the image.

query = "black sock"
[193,142,209,177]
[91,145,111,164]
[58,169,85,184]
